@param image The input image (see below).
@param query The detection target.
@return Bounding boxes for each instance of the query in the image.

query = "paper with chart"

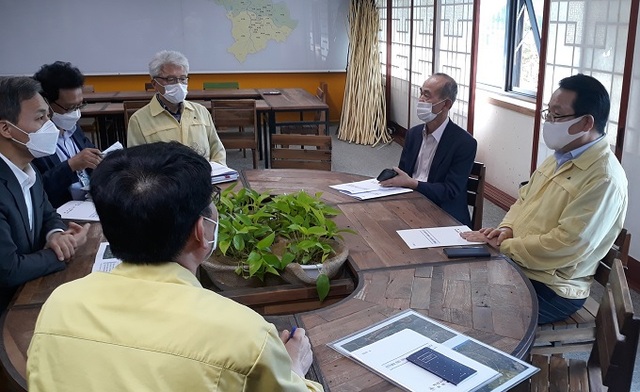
[330,178,412,200]
[91,242,122,273]
[328,310,538,392]
[56,200,99,222]
[397,225,483,249]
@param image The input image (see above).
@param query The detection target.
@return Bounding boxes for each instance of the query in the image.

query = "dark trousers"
[530,279,586,325]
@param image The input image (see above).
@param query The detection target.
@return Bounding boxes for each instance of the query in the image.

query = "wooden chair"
[280,82,328,137]
[528,258,640,392]
[467,161,486,231]
[203,81,239,90]
[123,100,149,135]
[79,85,99,147]
[210,99,259,169]
[144,82,155,91]
[532,229,632,354]
[270,134,332,171]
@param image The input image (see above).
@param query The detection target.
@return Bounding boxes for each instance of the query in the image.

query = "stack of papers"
[56,200,100,222]
[210,161,239,184]
[330,178,412,200]
[102,141,123,155]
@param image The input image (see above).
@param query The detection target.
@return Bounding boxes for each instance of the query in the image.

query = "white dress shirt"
[412,118,449,182]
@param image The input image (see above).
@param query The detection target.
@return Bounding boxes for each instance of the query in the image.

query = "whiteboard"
[0,0,349,75]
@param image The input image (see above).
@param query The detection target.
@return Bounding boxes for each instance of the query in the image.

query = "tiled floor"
[226,128,639,389]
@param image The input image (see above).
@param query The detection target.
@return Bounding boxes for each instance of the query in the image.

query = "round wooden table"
[0,169,536,391]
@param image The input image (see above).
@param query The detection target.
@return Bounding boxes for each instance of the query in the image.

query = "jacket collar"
[109,262,203,288]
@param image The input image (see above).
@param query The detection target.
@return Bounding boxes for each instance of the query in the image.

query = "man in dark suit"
[381,73,477,226]
[32,61,102,207]
[0,77,89,312]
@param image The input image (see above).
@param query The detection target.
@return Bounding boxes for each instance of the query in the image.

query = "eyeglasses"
[52,100,87,113]
[202,215,219,250]
[212,185,221,204]
[540,109,578,123]
[154,76,189,85]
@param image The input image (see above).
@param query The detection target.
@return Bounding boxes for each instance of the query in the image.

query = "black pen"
[286,326,297,343]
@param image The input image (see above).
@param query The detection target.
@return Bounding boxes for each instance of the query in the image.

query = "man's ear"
[578,114,595,133]
[0,121,13,139]
[193,216,207,249]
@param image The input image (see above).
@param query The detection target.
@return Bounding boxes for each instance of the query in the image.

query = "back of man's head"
[90,142,213,264]
[558,74,610,135]
[33,61,85,103]
[0,76,42,124]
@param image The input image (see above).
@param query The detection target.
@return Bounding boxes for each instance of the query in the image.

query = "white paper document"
[397,225,482,249]
[102,141,123,155]
[330,178,412,200]
[91,242,122,273]
[56,201,99,222]
[350,329,499,392]
[210,161,239,184]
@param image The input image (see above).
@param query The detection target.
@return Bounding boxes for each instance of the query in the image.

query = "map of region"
[213,0,298,62]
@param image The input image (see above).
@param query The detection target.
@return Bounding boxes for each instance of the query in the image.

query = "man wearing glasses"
[127,50,226,165]
[462,74,628,325]
[32,61,101,207]
[380,73,477,227]
[27,142,322,391]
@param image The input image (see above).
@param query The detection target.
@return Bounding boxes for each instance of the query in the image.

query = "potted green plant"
[201,185,354,301]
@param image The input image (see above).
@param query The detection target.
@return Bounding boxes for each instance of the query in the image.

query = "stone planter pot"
[280,239,349,285]
[200,239,349,289]
[200,254,285,290]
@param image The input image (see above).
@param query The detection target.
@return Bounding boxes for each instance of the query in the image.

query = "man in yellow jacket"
[27,141,322,391]
[462,74,628,325]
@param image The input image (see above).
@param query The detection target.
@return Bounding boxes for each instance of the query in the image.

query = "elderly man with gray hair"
[127,50,226,164]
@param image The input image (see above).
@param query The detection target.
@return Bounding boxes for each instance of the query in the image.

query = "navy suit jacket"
[399,120,477,226]
[32,125,95,208]
[0,159,66,311]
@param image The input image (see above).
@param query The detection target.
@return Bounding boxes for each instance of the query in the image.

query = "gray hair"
[148,50,190,77]
[432,73,458,104]
[0,77,42,124]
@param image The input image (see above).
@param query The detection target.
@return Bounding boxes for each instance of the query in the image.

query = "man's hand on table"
[46,222,90,261]
[379,167,418,189]
[460,227,513,249]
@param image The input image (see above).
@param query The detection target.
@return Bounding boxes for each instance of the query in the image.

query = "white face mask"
[416,100,445,123]
[542,116,586,151]
[51,109,81,131]
[9,120,59,158]
[202,216,218,260]
[162,83,188,104]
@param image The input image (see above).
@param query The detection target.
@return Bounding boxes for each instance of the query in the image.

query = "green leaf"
[307,226,327,236]
[233,235,245,251]
[256,232,275,250]
[280,252,296,268]
[263,253,280,267]
[316,273,330,302]
[219,240,230,255]
[248,255,263,276]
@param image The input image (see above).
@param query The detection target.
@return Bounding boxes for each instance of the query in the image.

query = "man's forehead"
[21,93,48,113]
[160,64,187,76]
[549,88,576,109]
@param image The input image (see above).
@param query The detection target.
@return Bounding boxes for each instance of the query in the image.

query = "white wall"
[472,90,535,198]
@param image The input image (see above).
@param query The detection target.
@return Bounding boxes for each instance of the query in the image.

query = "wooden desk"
[0,171,536,391]
[257,89,329,168]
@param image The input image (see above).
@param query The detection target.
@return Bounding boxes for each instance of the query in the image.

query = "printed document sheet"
[91,242,122,273]
[329,310,538,392]
[210,162,239,184]
[56,201,99,222]
[397,225,482,249]
[330,178,412,200]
